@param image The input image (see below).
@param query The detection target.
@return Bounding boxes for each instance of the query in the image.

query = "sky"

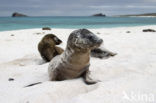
[0,0,156,16]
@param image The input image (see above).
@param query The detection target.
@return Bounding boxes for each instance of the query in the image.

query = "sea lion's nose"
[97,39,103,44]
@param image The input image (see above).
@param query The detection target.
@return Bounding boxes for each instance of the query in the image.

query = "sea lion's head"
[44,34,62,45]
[67,29,103,50]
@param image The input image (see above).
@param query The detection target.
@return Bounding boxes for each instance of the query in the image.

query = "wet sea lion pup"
[48,29,103,84]
[38,34,64,62]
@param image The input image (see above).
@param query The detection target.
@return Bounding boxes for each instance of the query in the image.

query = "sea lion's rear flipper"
[91,48,117,59]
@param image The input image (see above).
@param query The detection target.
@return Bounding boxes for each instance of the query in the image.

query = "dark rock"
[8,78,14,81]
[126,31,131,33]
[42,27,51,30]
[93,13,106,17]
[143,29,156,32]
[12,12,27,17]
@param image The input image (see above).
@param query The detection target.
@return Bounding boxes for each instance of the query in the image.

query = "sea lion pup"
[38,34,116,62]
[48,29,103,84]
[38,34,64,62]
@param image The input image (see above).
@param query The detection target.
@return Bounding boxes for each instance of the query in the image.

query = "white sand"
[0,26,156,103]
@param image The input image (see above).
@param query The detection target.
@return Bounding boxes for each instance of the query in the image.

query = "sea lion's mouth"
[95,39,103,45]
[92,39,103,48]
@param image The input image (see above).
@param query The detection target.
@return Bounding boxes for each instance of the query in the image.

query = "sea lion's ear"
[54,37,62,45]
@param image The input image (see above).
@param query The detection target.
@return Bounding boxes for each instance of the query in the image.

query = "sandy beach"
[0,26,156,103]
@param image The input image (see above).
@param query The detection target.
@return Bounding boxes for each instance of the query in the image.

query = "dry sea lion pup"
[48,29,103,84]
[38,34,64,62]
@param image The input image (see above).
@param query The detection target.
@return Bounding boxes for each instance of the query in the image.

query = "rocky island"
[92,13,106,17]
[12,12,28,17]
[119,13,156,17]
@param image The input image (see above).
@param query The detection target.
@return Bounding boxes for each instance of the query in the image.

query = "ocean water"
[0,16,156,31]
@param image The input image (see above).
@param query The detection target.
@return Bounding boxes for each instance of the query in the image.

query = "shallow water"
[0,16,156,31]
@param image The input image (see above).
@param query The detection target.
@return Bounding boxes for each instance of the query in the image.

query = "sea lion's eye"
[88,36,93,40]
[75,35,80,39]
[54,37,59,42]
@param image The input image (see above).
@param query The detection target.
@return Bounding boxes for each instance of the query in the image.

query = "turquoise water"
[0,16,156,31]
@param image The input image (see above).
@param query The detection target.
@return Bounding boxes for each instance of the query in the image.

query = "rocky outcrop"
[143,29,156,32]
[93,13,106,17]
[119,13,156,17]
[12,12,27,17]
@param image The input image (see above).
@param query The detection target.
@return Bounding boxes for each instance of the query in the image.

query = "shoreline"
[0,25,156,32]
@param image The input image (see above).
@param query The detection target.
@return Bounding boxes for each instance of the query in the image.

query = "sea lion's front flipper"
[91,48,117,59]
[82,70,98,85]
[55,46,64,55]
[102,48,117,57]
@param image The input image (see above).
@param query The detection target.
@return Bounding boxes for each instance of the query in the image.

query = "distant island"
[92,13,106,17]
[119,13,156,17]
[12,12,28,17]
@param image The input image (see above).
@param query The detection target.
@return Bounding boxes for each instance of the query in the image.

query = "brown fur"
[38,34,64,62]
